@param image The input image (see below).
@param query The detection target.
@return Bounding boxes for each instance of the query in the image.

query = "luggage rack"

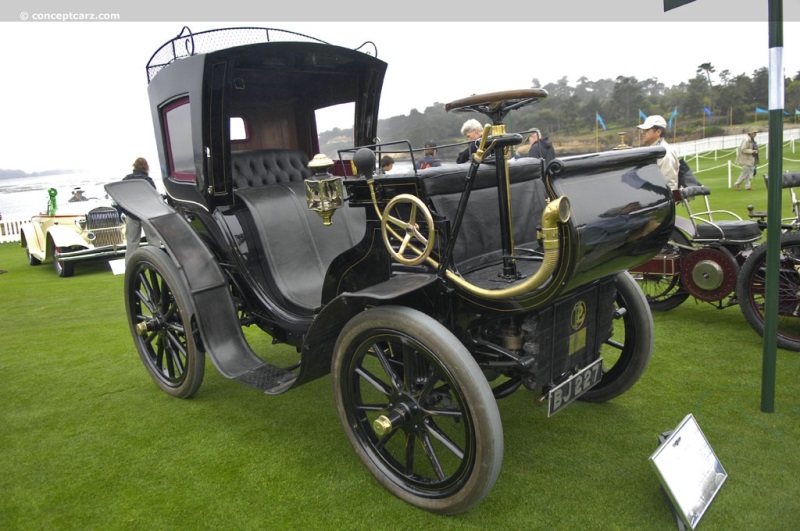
[146,26,333,82]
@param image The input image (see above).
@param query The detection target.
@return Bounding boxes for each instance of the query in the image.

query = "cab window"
[163,98,195,182]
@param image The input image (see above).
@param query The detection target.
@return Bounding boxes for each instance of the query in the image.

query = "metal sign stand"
[649,414,728,530]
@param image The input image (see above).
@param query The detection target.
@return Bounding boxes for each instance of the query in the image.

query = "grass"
[2,146,800,530]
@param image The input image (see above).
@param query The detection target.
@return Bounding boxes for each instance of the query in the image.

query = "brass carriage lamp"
[614,132,631,150]
[305,154,344,226]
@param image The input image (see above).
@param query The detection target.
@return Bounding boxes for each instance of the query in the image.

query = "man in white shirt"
[637,114,679,190]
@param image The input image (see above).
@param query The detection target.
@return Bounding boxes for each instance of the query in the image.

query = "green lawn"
[1,145,800,529]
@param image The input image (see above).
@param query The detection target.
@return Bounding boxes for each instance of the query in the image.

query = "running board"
[235,364,298,395]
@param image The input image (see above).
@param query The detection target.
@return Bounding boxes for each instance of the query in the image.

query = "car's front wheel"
[53,247,75,277]
[125,246,204,398]
[332,306,503,514]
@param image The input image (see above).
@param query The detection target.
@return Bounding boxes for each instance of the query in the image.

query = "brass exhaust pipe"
[427,196,571,300]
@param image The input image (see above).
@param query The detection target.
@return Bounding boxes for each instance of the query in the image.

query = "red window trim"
[162,97,196,183]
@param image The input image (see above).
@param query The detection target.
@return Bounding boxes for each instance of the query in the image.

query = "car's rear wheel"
[125,246,204,398]
[332,306,503,515]
[581,271,653,402]
[53,247,75,277]
[26,248,41,266]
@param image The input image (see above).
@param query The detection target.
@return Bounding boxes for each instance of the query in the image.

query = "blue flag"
[668,107,678,129]
[755,106,769,114]
[596,112,607,131]
[796,109,800,115]
[639,109,648,122]
[703,106,713,119]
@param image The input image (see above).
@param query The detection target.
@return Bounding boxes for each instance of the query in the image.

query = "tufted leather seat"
[231,149,314,189]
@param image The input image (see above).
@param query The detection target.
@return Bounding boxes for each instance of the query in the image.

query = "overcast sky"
[1,0,798,173]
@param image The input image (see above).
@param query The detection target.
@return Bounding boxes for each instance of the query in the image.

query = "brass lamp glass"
[305,154,344,226]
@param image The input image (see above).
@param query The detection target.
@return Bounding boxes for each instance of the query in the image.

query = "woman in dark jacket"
[122,157,156,264]
[526,128,556,164]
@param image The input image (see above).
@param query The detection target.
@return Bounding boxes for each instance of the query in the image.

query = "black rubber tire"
[125,246,204,398]
[53,247,75,277]
[332,305,503,515]
[634,229,691,311]
[581,272,654,402]
[737,233,800,352]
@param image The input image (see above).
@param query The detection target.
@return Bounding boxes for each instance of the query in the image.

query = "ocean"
[0,172,158,220]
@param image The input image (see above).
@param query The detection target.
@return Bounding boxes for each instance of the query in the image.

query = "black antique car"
[106,27,674,514]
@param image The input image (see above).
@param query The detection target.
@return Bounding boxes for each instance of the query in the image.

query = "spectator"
[733,129,759,191]
[456,119,483,164]
[380,155,395,173]
[416,141,442,170]
[121,157,156,264]
[526,128,556,164]
[637,115,679,190]
[68,187,88,202]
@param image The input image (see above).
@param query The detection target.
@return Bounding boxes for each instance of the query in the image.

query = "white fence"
[672,128,800,158]
[673,129,800,187]
[0,217,29,244]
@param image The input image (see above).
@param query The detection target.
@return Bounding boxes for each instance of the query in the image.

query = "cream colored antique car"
[20,188,126,277]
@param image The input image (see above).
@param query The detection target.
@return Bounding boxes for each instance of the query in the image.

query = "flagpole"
[595,116,599,152]
[673,113,677,143]
[761,0,784,413]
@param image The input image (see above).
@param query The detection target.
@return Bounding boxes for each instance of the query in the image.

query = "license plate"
[547,358,603,417]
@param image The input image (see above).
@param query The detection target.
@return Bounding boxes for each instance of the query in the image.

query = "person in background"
[416,141,442,170]
[526,128,556,164]
[122,157,156,264]
[68,187,88,202]
[733,129,759,191]
[380,155,395,174]
[456,119,484,164]
[637,114,679,190]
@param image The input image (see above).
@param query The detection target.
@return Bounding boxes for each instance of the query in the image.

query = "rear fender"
[105,179,294,389]
[20,225,45,259]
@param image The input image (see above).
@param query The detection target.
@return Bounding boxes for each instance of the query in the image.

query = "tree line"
[321,65,800,158]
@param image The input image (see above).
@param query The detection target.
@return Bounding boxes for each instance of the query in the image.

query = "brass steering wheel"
[380,194,435,266]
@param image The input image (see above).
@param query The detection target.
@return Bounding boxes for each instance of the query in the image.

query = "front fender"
[46,225,89,254]
[300,273,440,382]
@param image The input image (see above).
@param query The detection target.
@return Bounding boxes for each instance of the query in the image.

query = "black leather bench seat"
[695,220,762,242]
[235,182,366,311]
[417,158,548,273]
